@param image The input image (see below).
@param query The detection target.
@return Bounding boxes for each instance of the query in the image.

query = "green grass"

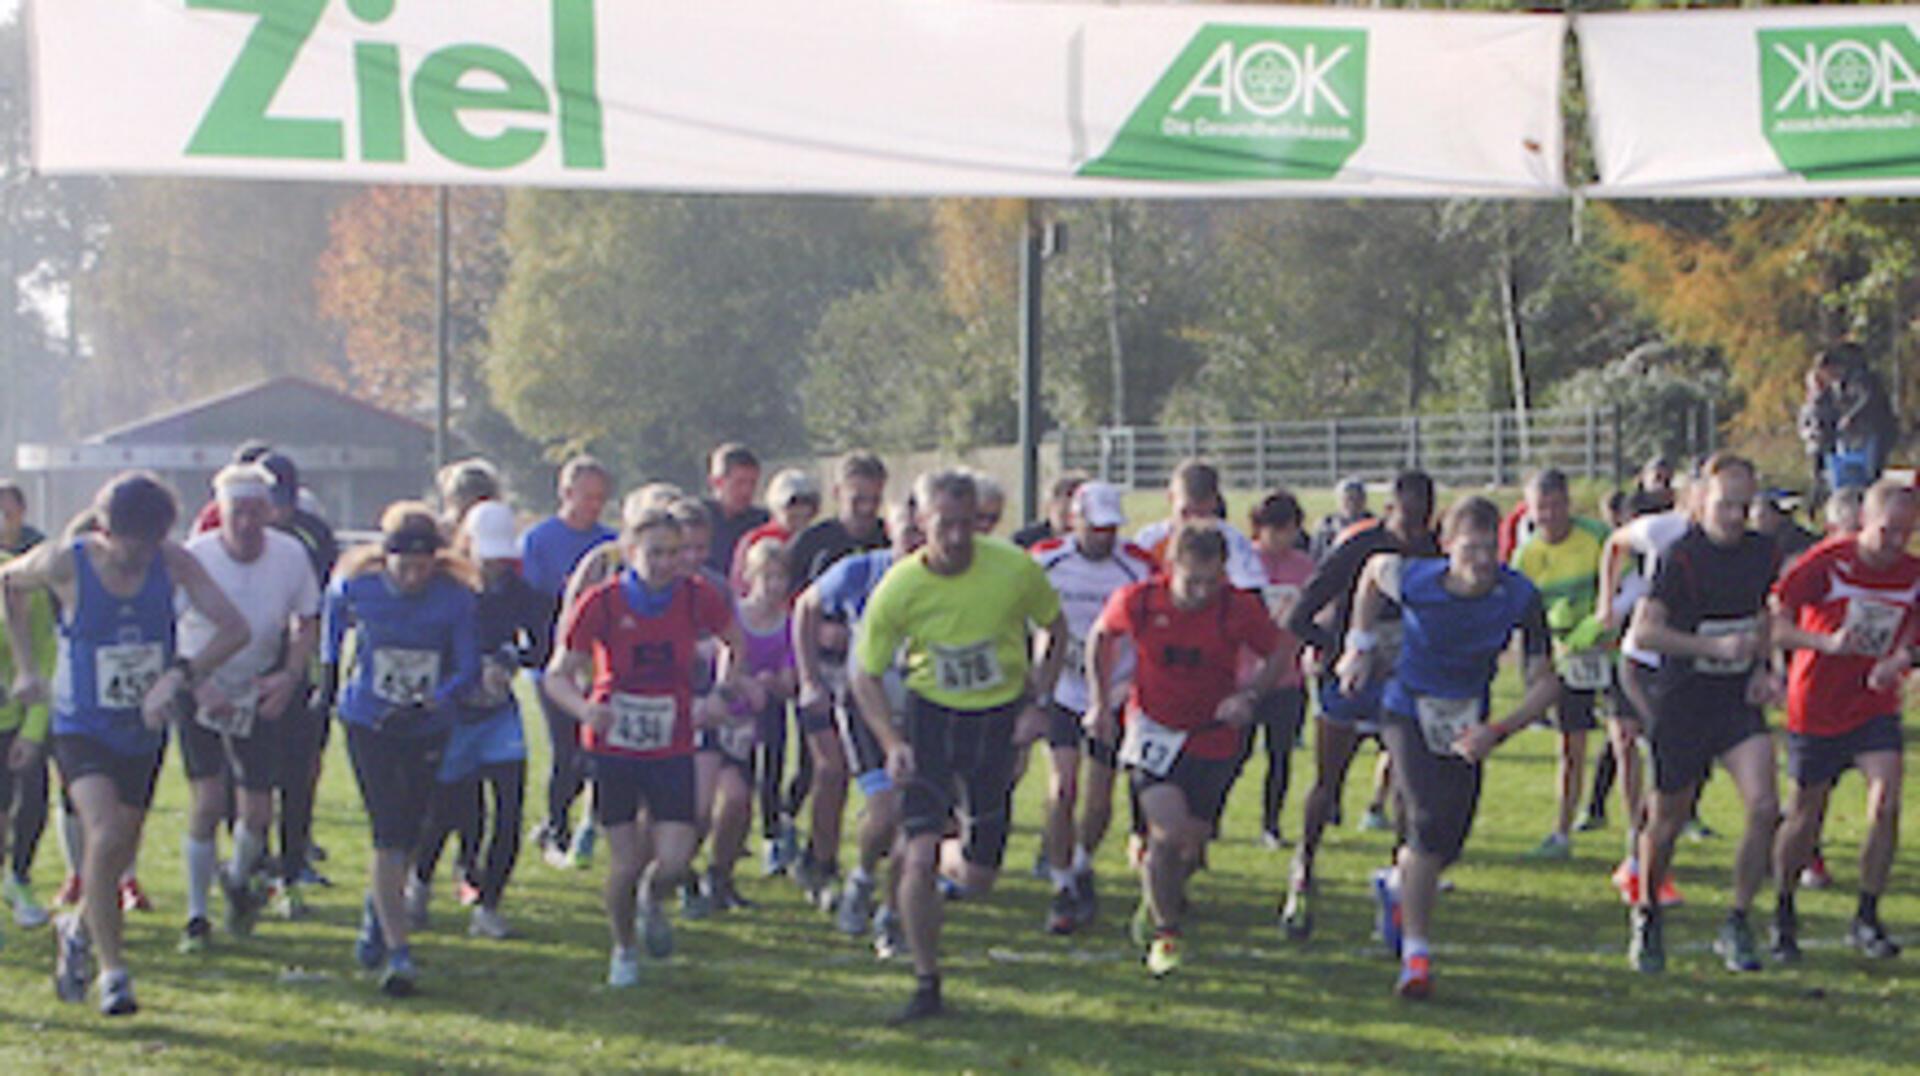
[2,672,1917,1073]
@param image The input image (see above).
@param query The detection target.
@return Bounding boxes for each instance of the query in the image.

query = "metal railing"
[1060,407,1637,491]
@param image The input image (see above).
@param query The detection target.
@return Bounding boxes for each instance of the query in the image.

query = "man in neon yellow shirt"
[0,548,56,936]
[1510,469,1613,860]
[852,469,1066,1025]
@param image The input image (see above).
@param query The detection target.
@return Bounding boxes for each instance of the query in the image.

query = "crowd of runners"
[0,438,1911,1020]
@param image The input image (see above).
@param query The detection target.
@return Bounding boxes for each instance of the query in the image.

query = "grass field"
[2,655,1916,1074]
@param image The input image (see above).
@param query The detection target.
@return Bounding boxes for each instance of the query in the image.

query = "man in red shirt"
[1086,523,1286,978]
[1769,478,1919,962]
[545,506,749,988]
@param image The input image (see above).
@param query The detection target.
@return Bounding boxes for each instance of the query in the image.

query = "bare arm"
[1627,596,1757,665]
[1596,530,1629,628]
[167,544,251,679]
[1083,622,1120,742]
[791,586,830,711]
[543,647,610,733]
[1334,554,1398,694]
[1027,610,1068,710]
[0,542,72,703]
[259,614,320,720]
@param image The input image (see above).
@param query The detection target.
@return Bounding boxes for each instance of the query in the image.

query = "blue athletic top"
[517,516,615,600]
[323,571,479,735]
[1383,558,1548,718]
[814,549,896,625]
[52,540,175,756]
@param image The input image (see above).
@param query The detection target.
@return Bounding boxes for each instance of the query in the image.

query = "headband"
[383,528,444,555]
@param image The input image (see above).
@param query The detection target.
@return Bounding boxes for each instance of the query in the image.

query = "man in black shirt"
[1626,453,1782,975]
[1012,473,1086,550]
[0,481,44,556]
[1279,470,1437,940]
[701,443,770,578]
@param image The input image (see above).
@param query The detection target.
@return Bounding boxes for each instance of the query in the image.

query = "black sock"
[1728,908,1749,926]
[1858,891,1880,924]
[915,973,941,997]
[1776,892,1796,926]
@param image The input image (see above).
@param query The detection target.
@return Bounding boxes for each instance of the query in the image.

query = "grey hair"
[912,469,978,511]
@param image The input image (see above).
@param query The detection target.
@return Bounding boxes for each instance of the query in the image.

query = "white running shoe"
[608,946,640,988]
[468,906,511,940]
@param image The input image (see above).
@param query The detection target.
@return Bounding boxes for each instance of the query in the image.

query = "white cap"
[767,468,821,507]
[1074,481,1126,528]
[464,501,519,561]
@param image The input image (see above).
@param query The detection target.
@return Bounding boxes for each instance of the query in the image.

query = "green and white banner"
[28,0,1565,198]
[1581,6,1920,197]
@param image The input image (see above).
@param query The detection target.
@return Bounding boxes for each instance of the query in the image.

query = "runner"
[174,465,321,954]
[437,459,501,532]
[1132,459,1266,590]
[702,443,770,578]
[1012,473,1085,550]
[728,468,820,594]
[0,538,54,935]
[1768,478,1918,962]
[544,504,746,987]
[785,452,889,902]
[1088,523,1286,977]
[1310,478,1372,563]
[318,502,480,997]
[668,496,743,919]
[850,469,1065,1023]
[519,457,615,871]
[1,472,248,1015]
[974,474,1006,536]
[795,498,925,955]
[409,502,549,940]
[1280,470,1438,939]
[1241,490,1315,850]
[1028,481,1154,934]
[1336,496,1559,999]
[1624,453,1783,974]
[696,537,794,912]
[1509,469,1613,860]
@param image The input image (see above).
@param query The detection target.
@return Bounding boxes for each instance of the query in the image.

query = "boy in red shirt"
[1769,479,1919,962]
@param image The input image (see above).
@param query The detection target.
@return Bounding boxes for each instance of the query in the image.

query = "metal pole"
[433,185,451,477]
[1,81,16,473]
[1018,202,1043,525]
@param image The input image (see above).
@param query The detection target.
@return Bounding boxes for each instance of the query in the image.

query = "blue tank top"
[324,572,478,735]
[53,540,176,755]
[1383,558,1540,718]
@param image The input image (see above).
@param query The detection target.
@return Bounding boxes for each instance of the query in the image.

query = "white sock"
[849,865,873,887]
[185,836,216,921]
[1404,935,1430,960]
[230,824,266,885]
[1050,867,1076,892]
[1072,845,1092,875]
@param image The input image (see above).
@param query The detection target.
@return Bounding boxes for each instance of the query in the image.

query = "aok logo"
[186,0,603,171]
[1758,25,1920,179]
[1081,25,1367,182]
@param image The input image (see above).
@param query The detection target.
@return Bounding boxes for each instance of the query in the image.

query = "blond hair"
[338,500,479,590]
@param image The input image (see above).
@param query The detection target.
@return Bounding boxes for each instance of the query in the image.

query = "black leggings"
[10,746,50,882]
[415,762,525,909]
[275,693,329,884]
[1234,687,1307,836]
[537,682,589,835]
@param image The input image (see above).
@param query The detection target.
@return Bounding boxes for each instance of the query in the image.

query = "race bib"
[1843,597,1905,657]
[607,692,678,753]
[1118,711,1189,778]
[194,684,258,739]
[372,648,441,706]
[1695,617,1758,676]
[1413,694,1484,756]
[95,642,164,711]
[1557,650,1613,692]
[715,721,756,762]
[1262,583,1301,619]
[933,640,1005,696]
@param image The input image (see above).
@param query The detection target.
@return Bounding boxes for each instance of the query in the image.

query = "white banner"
[28,0,1565,198]
[1581,6,1920,198]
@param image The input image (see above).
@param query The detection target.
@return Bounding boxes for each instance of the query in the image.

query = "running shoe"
[567,823,597,870]
[705,871,754,913]
[468,905,511,940]
[1800,852,1833,891]
[1525,833,1572,861]
[355,897,388,971]
[640,895,674,958]
[1280,881,1314,941]
[680,877,712,922]
[1073,871,1099,927]
[97,968,138,1016]
[1129,896,1152,949]
[1629,906,1664,973]
[1610,861,1683,907]
[1358,805,1392,833]
[5,874,49,928]
[1847,917,1902,960]
[54,873,82,908]
[1395,954,1432,1000]
[607,945,640,988]
[119,877,153,913]
[294,864,333,888]
[889,982,945,1025]
[1769,920,1802,964]
[381,948,417,998]
[537,824,571,870]
[1684,818,1717,841]
[53,914,91,1003]
[277,883,311,921]
[837,876,876,937]
[872,908,905,961]
[219,867,261,938]
[1714,914,1762,973]
[1045,887,1079,936]
[794,855,836,913]
[763,820,799,878]
[1259,830,1288,851]
[1372,868,1403,959]
[404,878,431,931]
[1146,934,1182,978]
[178,916,212,955]
[1575,811,1608,833]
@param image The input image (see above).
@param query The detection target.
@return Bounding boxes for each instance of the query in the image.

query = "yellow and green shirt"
[1510,517,1610,640]
[857,537,1061,712]
[0,550,55,742]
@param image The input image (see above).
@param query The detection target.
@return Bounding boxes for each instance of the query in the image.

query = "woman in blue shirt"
[319,502,479,998]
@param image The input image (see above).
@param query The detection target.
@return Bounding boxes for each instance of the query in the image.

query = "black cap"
[258,452,299,508]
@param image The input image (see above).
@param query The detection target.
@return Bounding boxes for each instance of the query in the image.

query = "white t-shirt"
[178,530,322,693]
[1620,510,1690,668]
[1132,518,1267,591]
[1034,535,1155,713]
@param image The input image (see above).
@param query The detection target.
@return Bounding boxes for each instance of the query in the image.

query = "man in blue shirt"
[518,457,614,868]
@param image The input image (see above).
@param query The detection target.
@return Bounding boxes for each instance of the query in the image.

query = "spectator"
[1309,477,1373,563]
[702,443,770,577]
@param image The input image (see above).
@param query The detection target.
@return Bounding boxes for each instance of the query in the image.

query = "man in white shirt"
[175,464,321,951]
[1132,459,1265,590]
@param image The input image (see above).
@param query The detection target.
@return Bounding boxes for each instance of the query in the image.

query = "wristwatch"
[170,655,196,688]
